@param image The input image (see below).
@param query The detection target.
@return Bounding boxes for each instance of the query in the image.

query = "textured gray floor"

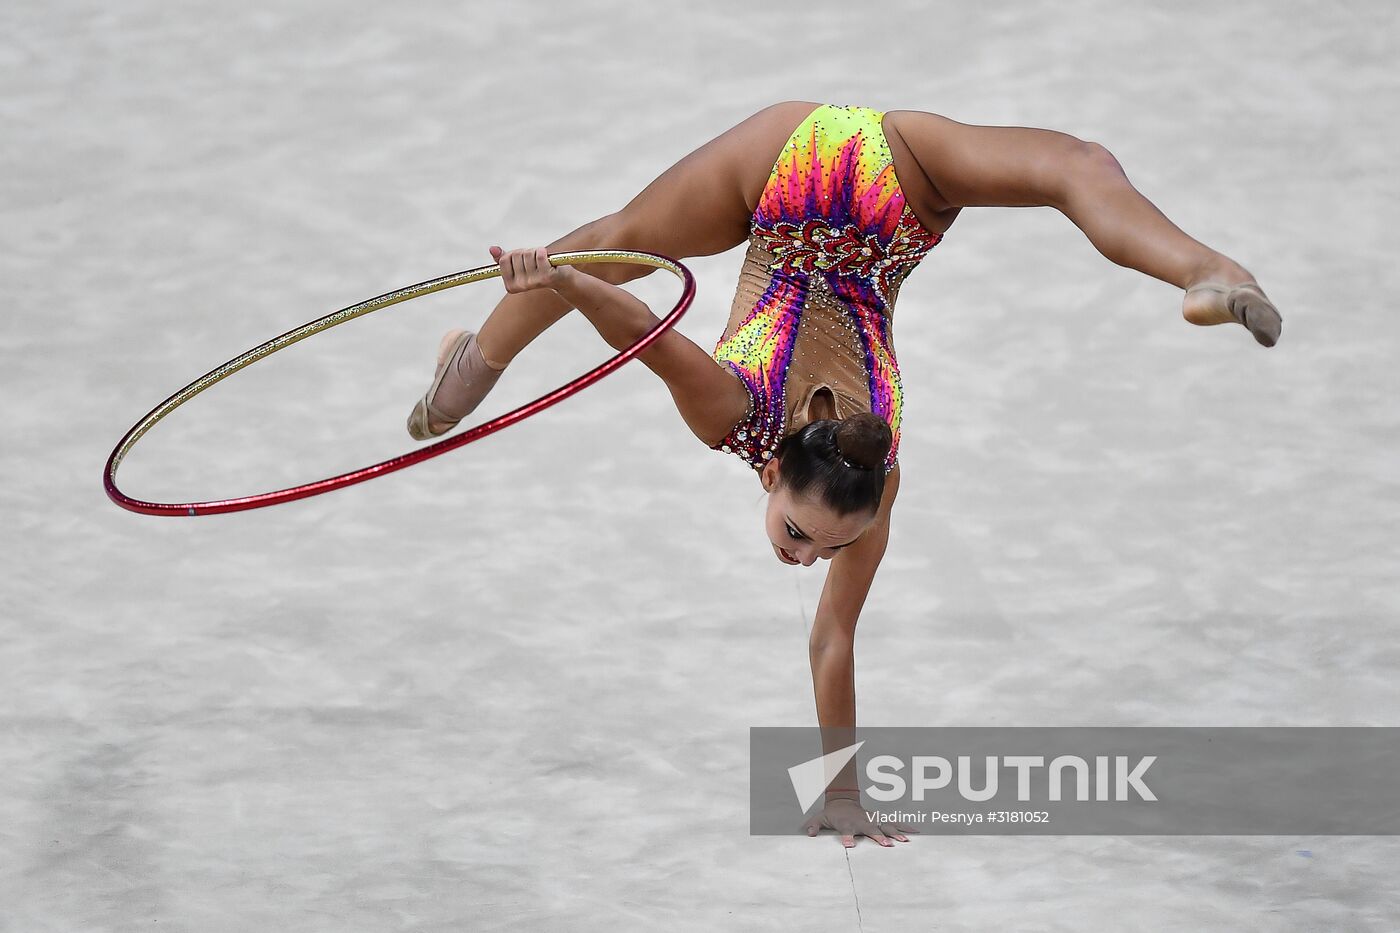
[4,1,1399,930]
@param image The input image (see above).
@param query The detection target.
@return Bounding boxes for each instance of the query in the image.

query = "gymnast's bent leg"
[406,103,800,436]
[407,213,654,437]
[473,102,787,368]
[1056,144,1282,346]
[892,111,1282,346]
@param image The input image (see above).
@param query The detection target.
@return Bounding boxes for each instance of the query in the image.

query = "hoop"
[104,250,695,516]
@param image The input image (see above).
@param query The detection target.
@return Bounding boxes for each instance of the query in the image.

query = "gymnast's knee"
[569,212,661,285]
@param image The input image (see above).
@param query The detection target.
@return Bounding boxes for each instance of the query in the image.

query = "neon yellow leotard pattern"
[710,104,945,474]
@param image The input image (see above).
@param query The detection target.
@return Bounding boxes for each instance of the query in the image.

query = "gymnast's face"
[760,458,875,566]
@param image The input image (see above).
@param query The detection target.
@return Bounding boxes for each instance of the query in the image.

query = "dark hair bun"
[834,411,892,471]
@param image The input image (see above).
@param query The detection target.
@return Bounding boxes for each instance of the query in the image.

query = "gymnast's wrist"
[547,264,583,295]
[824,787,862,802]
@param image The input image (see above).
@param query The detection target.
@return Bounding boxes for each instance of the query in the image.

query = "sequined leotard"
[710,104,945,475]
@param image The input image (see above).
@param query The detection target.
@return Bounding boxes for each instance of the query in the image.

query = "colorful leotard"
[710,103,945,475]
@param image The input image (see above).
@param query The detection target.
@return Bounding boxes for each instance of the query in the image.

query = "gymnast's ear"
[760,457,782,493]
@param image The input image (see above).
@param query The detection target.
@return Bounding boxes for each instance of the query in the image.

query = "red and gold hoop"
[104,250,695,516]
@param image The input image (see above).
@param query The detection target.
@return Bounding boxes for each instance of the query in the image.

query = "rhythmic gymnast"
[405,101,1282,848]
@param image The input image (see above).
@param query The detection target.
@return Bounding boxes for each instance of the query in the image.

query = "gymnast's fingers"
[878,818,913,842]
[537,247,567,286]
[824,799,894,848]
[495,248,519,292]
[508,248,528,290]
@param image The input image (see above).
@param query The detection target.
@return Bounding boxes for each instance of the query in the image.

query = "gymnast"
[404,101,1282,847]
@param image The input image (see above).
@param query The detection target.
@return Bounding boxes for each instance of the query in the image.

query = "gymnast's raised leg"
[405,102,821,439]
[885,109,1282,345]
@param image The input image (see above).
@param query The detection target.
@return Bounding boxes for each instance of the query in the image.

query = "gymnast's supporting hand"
[802,789,918,849]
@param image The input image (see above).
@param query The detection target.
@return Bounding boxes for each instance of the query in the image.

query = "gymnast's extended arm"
[807,464,901,785]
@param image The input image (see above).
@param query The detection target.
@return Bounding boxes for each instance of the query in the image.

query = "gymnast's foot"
[1182,261,1282,347]
[405,328,509,440]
